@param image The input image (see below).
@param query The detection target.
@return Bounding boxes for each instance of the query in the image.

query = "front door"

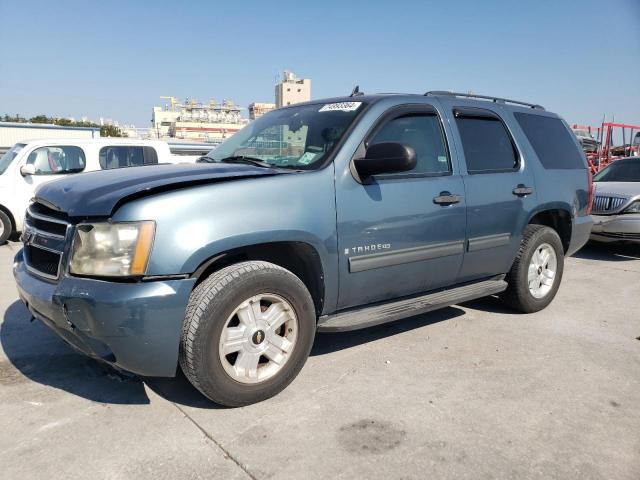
[449,106,537,282]
[18,145,87,218]
[335,104,467,310]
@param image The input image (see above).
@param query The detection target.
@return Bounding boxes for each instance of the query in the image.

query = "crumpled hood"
[34,163,281,217]
[593,182,640,199]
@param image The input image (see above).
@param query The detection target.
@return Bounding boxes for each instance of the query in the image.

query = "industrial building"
[150,71,310,142]
[248,102,276,120]
[151,97,247,142]
[0,122,100,154]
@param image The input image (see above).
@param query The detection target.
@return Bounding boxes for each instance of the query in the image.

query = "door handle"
[433,191,461,205]
[512,184,534,197]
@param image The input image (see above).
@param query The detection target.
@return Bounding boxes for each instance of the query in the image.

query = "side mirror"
[20,164,36,176]
[354,142,416,179]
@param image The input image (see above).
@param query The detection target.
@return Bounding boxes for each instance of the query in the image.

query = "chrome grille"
[592,195,628,214]
[22,204,71,280]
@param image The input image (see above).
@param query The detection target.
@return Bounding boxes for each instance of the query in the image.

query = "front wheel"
[501,225,564,313]
[179,261,316,407]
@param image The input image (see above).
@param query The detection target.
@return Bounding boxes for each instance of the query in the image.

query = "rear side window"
[454,111,518,173]
[369,114,450,174]
[99,146,159,170]
[27,146,86,175]
[514,113,585,169]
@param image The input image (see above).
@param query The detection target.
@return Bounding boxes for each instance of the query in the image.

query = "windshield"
[594,158,640,182]
[573,129,592,138]
[0,143,25,175]
[205,102,365,169]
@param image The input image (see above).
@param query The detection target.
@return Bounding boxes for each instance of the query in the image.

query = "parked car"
[13,92,593,406]
[0,138,199,243]
[571,128,599,153]
[590,157,640,242]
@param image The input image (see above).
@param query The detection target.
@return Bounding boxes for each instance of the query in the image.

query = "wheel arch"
[527,205,572,252]
[190,241,326,316]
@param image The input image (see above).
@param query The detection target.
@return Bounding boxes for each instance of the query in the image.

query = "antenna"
[350,85,363,97]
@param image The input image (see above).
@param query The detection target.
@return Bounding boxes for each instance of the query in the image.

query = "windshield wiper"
[218,156,275,169]
[197,155,216,163]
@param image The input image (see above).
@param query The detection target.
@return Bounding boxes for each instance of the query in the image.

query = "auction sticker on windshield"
[318,102,362,112]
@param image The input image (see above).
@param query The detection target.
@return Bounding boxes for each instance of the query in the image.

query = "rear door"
[335,103,467,309]
[98,145,159,169]
[449,107,537,282]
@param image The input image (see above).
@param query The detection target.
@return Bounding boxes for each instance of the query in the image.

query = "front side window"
[515,113,585,169]
[99,146,158,169]
[26,146,86,175]
[368,114,450,174]
[0,143,25,175]
[455,111,518,173]
[204,102,364,169]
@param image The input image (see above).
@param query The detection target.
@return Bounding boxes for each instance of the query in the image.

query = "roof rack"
[424,91,545,110]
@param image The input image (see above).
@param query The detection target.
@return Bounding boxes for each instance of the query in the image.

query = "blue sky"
[1,0,638,127]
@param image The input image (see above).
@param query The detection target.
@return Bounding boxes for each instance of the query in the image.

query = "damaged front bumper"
[13,249,196,377]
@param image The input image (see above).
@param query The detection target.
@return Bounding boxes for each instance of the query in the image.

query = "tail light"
[586,168,594,215]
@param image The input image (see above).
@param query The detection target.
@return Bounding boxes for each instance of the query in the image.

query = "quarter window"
[99,146,159,170]
[26,146,86,175]
[514,113,585,169]
[369,114,450,174]
[455,111,518,173]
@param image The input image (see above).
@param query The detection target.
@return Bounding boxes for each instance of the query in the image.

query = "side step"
[317,278,507,332]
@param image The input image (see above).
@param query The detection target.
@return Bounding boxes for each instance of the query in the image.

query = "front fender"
[112,168,339,310]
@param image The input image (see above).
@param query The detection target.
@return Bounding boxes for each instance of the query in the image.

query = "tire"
[179,261,316,407]
[0,210,12,244]
[501,225,564,313]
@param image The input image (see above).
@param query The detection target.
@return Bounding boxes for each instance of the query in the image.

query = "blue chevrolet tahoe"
[13,91,593,406]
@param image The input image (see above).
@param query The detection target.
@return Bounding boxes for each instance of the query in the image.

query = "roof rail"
[424,91,545,110]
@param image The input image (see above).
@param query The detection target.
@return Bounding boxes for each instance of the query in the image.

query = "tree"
[100,124,127,137]
[2,114,126,137]
[29,115,52,124]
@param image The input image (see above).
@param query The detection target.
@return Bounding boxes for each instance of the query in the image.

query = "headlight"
[623,201,640,214]
[69,221,155,276]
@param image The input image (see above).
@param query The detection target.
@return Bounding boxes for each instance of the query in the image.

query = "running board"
[317,278,507,332]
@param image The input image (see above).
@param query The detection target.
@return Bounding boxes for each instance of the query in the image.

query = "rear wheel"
[501,225,564,313]
[179,261,316,406]
[0,211,12,244]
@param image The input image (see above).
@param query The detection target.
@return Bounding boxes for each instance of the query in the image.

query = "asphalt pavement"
[1,240,639,480]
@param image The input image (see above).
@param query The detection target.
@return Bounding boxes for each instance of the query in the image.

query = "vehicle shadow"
[573,241,640,262]
[460,294,519,315]
[1,300,150,405]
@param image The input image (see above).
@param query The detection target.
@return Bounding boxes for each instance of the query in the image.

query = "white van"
[0,138,203,242]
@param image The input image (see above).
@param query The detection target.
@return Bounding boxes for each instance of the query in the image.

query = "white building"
[275,71,311,108]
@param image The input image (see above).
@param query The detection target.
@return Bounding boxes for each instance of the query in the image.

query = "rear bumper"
[590,213,640,243]
[13,249,196,377]
[567,215,594,256]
